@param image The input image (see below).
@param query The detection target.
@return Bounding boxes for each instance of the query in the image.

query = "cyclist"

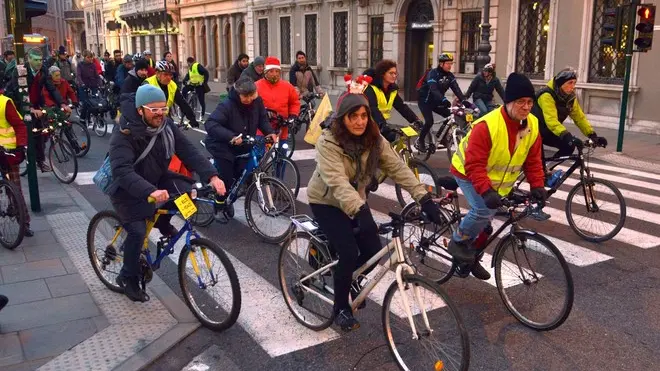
[43,66,78,107]
[53,47,76,86]
[163,51,179,83]
[77,50,102,128]
[144,61,199,128]
[226,53,249,89]
[289,51,323,97]
[447,72,547,280]
[114,54,134,89]
[416,52,468,153]
[255,57,300,145]
[240,56,265,82]
[362,60,422,142]
[532,68,608,170]
[0,50,15,87]
[182,57,209,122]
[204,76,278,213]
[465,63,505,117]
[109,84,225,302]
[120,59,149,95]
[143,50,156,77]
[307,84,445,331]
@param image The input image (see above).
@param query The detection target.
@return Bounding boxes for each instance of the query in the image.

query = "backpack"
[416,68,432,90]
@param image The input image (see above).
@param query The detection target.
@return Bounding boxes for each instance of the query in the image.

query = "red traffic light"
[638,6,654,20]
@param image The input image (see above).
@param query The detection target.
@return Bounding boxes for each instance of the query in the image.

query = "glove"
[441,98,451,108]
[419,193,444,225]
[561,132,583,149]
[589,133,608,148]
[530,187,548,207]
[354,204,377,234]
[481,189,502,210]
[462,100,473,109]
[381,125,398,143]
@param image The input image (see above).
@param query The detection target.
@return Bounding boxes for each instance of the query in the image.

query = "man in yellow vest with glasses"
[183,56,210,122]
[448,72,547,280]
[0,90,33,237]
[143,61,199,128]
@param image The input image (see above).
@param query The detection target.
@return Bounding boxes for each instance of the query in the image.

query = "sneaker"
[115,275,149,302]
[530,206,551,221]
[470,261,491,280]
[24,225,34,237]
[334,309,360,332]
[447,239,478,263]
[415,139,427,153]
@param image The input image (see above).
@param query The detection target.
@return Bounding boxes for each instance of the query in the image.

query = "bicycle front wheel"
[565,177,626,242]
[92,115,108,137]
[285,134,296,158]
[395,158,440,207]
[0,180,27,250]
[66,120,91,157]
[178,237,241,332]
[49,139,78,184]
[263,156,301,198]
[383,274,470,371]
[244,176,296,244]
[494,231,574,331]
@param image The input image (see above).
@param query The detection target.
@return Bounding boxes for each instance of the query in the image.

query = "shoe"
[0,294,8,312]
[115,275,149,302]
[24,225,34,237]
[350,279,366,310]
[470,261,491,280]
[447,239,478,263]
[224,203,235,218]
[415,140,427,153]
[156,223,178,238]
[530,206,551,221]
[334,309,360,332]
[38,162,51,173]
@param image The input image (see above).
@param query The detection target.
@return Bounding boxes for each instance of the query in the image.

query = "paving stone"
[18,318,97,361]
[0,332,24,367]
[23,244,69,262]
[0,280,51,306]
[91,315,110,332]
[3,357,52,371]
[0,247,26,266]
[26,218,51,232]
[0,293,100,332]
[45,274,88,298]
[60,257,78,274]
[16,231,57,248]
[1,259,67,284]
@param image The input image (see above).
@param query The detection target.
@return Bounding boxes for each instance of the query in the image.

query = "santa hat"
[343,74,372,94]
[264,56,281,71]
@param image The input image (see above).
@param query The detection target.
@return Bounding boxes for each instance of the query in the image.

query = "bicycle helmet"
[438,52,454,63]
[133,52,142,61]
[483,63,495,72]
[155,60,174,73]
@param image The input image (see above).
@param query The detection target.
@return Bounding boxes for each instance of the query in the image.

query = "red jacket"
[43,80,78,107]
[450,106,544,195]
[255,78,300,139]
[3,97,28,147]
[145,58,156,77]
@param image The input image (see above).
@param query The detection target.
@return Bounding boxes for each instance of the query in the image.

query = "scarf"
[144,120,175,159]
[340,137,380,186]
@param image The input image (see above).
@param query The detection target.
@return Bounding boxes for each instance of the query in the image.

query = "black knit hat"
[135,59,149,72]
[504,72,535,103]
[234,76,256,95]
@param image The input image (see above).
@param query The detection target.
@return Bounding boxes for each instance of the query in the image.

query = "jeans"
[182,85,206,118]
[418,101,451,144]
[453,176,497,242]
[474,98,495,118]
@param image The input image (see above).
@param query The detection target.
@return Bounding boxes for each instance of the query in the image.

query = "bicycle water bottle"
[546,169,564,188]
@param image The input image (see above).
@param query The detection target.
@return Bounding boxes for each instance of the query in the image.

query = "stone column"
[195,18,203,62]
[231,14,239,62]
[205,17,214,69]
[356,7,369,69]
[219,15,228,77]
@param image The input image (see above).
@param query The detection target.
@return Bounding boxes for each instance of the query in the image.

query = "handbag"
[93,135,157,195]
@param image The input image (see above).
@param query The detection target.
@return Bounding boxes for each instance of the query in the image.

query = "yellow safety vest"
[451,109,539,196]
[188,62,204,85]
[0,95,19,150]
[145,75,177,109]
[370,85,396,120]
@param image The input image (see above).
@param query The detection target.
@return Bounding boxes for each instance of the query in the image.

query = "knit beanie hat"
[135,59,149,71]
[264,56,281,71]
[48,65,60,75]
[553,68,577,90]
[504,72,536,103]
[234,76,257,95]
[135,84,166,107]
[335,92,370,118]
[253,56,265,67]
[123,54,133,63]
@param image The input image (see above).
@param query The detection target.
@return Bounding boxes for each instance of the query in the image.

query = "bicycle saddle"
[437,176,459,191]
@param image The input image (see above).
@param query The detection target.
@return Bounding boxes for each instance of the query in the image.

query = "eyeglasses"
[513,99,534,108]
[142,106,169,114]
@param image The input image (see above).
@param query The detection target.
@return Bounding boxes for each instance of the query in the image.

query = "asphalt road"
[64,95,660,371]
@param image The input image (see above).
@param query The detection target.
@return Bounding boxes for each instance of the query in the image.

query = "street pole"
[616,0,639,153]
[164,0,169,51]
[94,0,100,56]
[475,0,492,72]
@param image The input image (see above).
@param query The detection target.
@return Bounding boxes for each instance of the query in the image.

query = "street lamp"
[475,0,492,72]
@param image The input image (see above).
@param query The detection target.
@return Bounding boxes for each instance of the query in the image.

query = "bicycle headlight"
[190,189,198,199]
[281,142,289,150]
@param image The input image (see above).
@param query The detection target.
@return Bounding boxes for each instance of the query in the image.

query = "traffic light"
[601,6,624,51]
[634,5,656,51]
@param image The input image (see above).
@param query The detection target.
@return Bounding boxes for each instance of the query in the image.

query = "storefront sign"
[411,22,432,29]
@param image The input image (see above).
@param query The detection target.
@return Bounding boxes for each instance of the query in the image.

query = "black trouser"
[213,155,249,200]
[183,85,206,117]
[540,127,576,171]
[418,101,451,143]
[119,176,193,278]
[310,203,382,313]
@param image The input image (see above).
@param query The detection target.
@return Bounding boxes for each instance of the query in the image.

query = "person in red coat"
[255,56,300,141]
[43,66,78,107]
[93,55,103,75]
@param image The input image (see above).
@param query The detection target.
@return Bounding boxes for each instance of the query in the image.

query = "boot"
[24,224,34,237]
[470,261,491,280]
[334,309,360,332]
[116,275,149,302]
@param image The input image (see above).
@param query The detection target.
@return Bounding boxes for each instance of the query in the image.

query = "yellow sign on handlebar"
[401,126,418,137]
[465,113,473,122]
[174,193,198,220]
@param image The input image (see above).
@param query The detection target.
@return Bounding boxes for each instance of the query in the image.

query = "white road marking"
[556,165,660,192]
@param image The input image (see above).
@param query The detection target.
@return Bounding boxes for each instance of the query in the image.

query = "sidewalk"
[0,173,199,371]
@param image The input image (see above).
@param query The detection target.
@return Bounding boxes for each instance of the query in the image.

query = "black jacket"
[5,62,64,108]
[104,59,120,82]
[147,79,197,125]
[362,73,418,130]
[109,94,217,222]
[417,67,466,105]
[120,69,145,95]
[204,88,274,161]
[226,59,245,86]
[465,73,505,102]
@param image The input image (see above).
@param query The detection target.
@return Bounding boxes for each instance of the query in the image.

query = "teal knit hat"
[135,84,166,107]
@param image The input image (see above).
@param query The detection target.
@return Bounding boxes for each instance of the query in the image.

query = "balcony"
[64,10,85,23]
[119,0,177,18]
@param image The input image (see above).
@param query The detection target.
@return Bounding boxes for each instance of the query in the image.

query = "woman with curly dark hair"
[306,79,444,332]
[362,60,422,142]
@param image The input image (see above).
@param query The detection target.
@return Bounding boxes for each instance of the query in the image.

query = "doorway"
[403,0,435,101]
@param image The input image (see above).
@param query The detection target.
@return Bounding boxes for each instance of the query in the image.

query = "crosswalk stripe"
[561,177,660,206]
[556,165,660,193]
[291,149,317,162]
[578,162,660,182]
[74,171,96,186]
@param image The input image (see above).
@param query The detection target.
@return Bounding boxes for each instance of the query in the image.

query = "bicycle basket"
[87,96,110,114]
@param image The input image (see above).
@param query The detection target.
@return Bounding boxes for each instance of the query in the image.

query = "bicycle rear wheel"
[383,274,470,371]
[92,115,108,137]
[395,158,440,207]
[87,210,125,293]
[278,231,336,330]
[494,231,574,331]
[66,120,91,157]
[565,177,626,242]
[244,176,296,244]
[0,180,27,250]
[178,237,241,332]
[48,139,78,184]
[263,156,300,198]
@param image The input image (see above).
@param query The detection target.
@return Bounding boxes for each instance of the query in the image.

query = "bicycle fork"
[395,264,432,340]
[254,174,276,212]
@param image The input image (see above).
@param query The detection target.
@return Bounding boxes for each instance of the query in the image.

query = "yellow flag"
[304,94,333,145]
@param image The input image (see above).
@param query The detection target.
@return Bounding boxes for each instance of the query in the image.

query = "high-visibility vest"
[0,95,19,150]
[145,75,177,109]
[451,109,540,196]
[370,85,396,120]
[188,62,204,85]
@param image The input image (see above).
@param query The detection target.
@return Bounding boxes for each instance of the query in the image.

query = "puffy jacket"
[307,129,427,217]
[418,67,466,105]
[204,88,274,161]
[255,78,300,139]
[289,62,321,95]
[465,73,505,103]
[55,58,76,82]
[43,80,77,107]
[77,61,100,88]
[532,79,594,138]
[226,59,245,86]
[120,69,145,95]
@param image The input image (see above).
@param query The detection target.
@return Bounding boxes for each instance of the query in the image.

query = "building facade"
[31,0,69,52]
[246,0,660,133]
[119,0,180,59]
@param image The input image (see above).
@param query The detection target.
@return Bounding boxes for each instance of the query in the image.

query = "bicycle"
[291,92,322,135]
[0,148,28,250]
[195,136,297,244]
[266,109,297,158]
[177,83,202,124]
[399,180,574,331]
[86,190,241,331]
[279,211,470,371]
[514,138,626,242]
[415,104,478,162]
